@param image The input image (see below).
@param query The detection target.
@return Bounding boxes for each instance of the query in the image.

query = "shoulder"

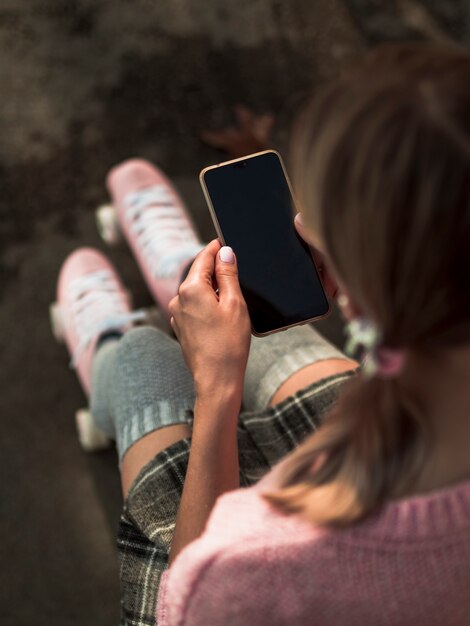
[161,533,309,626]
[158,488,325,626]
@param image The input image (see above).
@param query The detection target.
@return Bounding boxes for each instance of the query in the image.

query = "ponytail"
[264,376,428,527]
[274,43,470,527]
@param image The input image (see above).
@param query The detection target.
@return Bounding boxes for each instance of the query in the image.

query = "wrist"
[195,388,242,412]
[193,386,242,429]
[195,378,244,406]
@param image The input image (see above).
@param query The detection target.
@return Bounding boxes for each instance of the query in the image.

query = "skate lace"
[124,185,204,278]
[69,269,146,367]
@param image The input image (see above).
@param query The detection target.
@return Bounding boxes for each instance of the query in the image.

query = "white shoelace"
[124,184,204,278]
[69,269,146,367]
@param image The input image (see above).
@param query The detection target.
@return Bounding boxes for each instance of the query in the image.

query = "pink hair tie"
[374,348,406,379]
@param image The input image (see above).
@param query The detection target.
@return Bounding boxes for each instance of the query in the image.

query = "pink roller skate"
[96,159,204,315]
[50,248,146,451]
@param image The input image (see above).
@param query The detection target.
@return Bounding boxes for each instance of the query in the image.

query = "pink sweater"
[156,472,470,625]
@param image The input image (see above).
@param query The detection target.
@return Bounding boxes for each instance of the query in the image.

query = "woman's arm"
[167,240,251,564]
[169,389,241,565]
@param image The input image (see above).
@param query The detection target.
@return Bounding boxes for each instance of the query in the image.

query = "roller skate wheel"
[75,408,112,452]
[50,302,65,343]
[96,204,121,245]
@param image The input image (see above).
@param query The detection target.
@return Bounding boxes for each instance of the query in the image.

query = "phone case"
[199,149,330,336]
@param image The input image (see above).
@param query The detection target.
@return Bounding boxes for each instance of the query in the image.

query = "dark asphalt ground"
[0,1,468,624]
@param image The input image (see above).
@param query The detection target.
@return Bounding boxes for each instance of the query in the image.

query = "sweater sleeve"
[157,544,291,626]
[161,547,288,626]
[156,487,290,626]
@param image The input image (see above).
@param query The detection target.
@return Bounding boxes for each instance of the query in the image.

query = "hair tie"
[344,318,406,379]
[373,347,406,378]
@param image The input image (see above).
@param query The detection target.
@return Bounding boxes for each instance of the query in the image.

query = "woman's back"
[158,478,470,625]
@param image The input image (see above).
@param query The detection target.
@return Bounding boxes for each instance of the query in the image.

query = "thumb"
[215,246,242,300]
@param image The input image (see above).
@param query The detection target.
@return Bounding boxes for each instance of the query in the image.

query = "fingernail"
[295,212,304,226]
[219,246,235,263]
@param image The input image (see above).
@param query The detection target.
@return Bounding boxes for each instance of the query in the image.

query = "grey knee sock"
[90,326,195,463]
[243,324,346,412]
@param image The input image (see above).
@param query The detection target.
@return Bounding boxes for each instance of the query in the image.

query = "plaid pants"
[117,371,352,626]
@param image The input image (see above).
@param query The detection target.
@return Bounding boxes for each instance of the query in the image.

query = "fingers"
[169,313,179,336]
[169,240,222,325]
[169,240,244,337]
[184,239,221,285]
[214,245,244,302]
[293,214,339,300]
[168,296,178,327]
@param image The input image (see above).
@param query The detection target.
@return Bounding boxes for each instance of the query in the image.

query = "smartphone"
[199,150,329,336]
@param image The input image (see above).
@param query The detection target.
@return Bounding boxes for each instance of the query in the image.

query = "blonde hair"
[264,43,470,526]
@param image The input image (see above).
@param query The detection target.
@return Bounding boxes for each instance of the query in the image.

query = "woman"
[53,43,470,625]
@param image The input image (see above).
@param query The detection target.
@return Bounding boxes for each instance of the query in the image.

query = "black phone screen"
[202,151,329,335]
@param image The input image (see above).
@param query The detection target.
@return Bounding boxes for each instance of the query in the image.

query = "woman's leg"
[92,323,354,494]
[90,326,194,496]
[243,324,356,412]
[268,358,356,406]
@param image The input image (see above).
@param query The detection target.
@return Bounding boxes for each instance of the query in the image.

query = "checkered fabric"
[117,371,353,626]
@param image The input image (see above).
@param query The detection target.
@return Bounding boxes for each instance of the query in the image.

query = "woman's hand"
[169,239,251,400]
[294,213,339,300]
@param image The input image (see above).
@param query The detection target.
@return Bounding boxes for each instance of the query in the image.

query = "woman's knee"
[116,326,174,364]
[114,326,191,396]
[268,358,357,407]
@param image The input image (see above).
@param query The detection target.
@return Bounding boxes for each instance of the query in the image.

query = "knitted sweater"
[156,470,470,626]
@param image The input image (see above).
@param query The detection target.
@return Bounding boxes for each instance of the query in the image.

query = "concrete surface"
[0,1,467,624]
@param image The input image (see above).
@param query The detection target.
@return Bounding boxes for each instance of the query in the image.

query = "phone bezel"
[199,149,330,336]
